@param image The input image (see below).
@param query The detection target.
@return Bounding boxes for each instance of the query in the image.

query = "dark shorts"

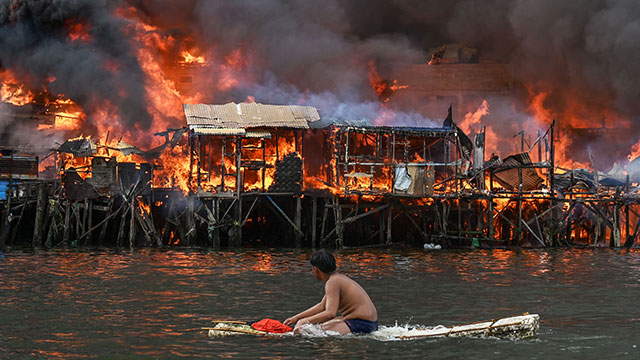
[344,319,378,334]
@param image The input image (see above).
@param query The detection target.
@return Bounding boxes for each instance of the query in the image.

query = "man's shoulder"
[326,273,353,285]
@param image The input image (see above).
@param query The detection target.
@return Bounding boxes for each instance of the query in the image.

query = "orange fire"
[180,50,206,64]
[1,80,34,106]
[367,60,408,102]
[65,20,91,43]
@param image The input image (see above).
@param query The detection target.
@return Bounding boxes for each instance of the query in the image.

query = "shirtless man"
[283,249,378,335]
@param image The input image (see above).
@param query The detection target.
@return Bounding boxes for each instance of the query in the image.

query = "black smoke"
[0,0,152,136]
[2,0,640,153]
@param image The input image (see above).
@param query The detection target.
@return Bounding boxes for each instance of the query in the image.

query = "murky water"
[0,247,638,359]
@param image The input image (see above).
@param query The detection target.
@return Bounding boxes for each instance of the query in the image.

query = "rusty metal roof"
[184,102,320,130]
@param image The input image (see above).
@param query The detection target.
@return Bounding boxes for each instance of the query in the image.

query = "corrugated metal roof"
[492,153,544,191]
[184,102,320,129]
[244,130,272,138]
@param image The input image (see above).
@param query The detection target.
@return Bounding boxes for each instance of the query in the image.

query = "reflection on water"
[0,248,639,359]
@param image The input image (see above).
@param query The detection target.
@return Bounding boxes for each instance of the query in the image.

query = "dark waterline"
[0,247,638,359]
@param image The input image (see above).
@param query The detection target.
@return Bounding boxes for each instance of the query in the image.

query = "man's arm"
[283,296,326,326]
[294,280,340,327]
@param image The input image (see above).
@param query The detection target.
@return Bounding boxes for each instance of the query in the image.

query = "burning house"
[184,102,320,194]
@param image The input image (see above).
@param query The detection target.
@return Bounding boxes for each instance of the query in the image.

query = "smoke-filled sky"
[1,0,639,157]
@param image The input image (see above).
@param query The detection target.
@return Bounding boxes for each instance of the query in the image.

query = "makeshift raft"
[391,313,539,340]
[203,314,540,340]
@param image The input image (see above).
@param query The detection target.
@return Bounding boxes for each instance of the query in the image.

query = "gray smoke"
[133,0,640,119]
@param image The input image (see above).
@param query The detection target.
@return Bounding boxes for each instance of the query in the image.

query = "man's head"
[310,249,336,274]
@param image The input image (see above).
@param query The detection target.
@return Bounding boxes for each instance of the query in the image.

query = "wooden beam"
[265,195,303,236]
[342,204,390,225]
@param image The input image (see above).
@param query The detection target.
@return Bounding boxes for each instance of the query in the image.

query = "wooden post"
[229,197,242,248]
[386,203,393,245]
[517,167,523,246]
[117,201,130,249]
[311,196,317,249]
[320,198,328,247]
[612,202,621,247]
[32,182,47,249]
[45,198,60,248]
[98,197,114,246]
[549,120,557,247]
[488,198,494,241]
[63,200,71,247]
[185,196,196,246]
[213,198,220,249]
[379,207,385,244]
[295,196,302,248]
[334,197,344,249]
[74,202,82,245]
[457,199,462,241]
[161,200,176,246]
[189,133,195,186]
[129,199,136,250]
[625,175,630,246]
[85,199,93,246]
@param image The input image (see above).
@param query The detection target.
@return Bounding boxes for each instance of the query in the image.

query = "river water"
[0,247,638,359]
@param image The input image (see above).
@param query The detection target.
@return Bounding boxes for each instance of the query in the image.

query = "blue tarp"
[0,180,7,200]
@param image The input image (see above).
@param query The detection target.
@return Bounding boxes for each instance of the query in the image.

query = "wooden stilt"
[311,196,317,249]
[32,182,47,249]
[98,197,114,247]
[213,199,220,249]
[74,202,82,246]
[295,196,302,248]
[85,200,93,247]
[162,200,176,246]
[117,201,130,249]
[612,203,621,247]
[129,200,136,250]
[185,196,196,246]
[10,199,28,245]
[386,203,393,245]
[334,197,344,249]
[63,200,71,247]
[45,199,61,248]
[379,208,385,244]
[320,199,328,247]
[229,196,242,248]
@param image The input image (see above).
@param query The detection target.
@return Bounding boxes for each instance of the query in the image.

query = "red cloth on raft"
[251,318,293,333]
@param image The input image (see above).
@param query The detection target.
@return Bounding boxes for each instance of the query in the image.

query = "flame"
[180,50,206,64]
[138,198,151,216]
[368,60,408,103]
[65,20,91,43]
[628,141,640,162]
[1,80,34,106]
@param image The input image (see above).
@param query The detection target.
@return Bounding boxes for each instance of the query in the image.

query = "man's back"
[327,273,377,321]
